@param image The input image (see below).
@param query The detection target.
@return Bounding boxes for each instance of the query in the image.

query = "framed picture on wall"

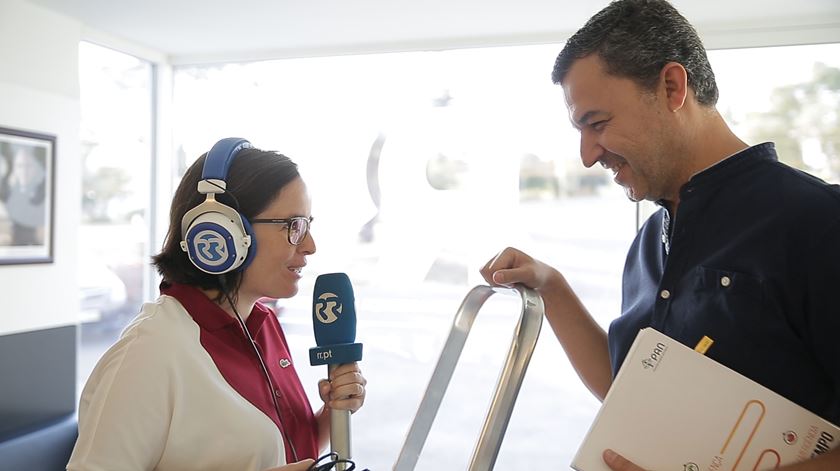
[0,127,56,265]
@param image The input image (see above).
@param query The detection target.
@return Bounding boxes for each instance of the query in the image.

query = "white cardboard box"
[572,328,839,471]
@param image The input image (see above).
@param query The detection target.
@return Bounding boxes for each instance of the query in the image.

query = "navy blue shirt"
[609,142,840,424]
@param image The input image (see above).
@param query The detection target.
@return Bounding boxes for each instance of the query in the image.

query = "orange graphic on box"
[752,449,781,470]
[720,400,781,470]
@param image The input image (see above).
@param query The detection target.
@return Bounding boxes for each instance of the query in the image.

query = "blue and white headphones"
[179,138,257,275]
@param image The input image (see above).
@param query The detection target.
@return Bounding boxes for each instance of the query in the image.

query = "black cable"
[206,178,315,465]
[214,230,362,469]
[206,179,242,211]
[219,275,301,462]
[307,452,370,471]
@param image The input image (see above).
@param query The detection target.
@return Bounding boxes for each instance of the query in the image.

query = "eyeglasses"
[251,216,313,246]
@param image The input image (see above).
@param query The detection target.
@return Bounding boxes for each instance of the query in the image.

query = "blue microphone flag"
[310,273,363,366]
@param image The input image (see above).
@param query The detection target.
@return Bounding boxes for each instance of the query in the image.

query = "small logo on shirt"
[279,358,291,368]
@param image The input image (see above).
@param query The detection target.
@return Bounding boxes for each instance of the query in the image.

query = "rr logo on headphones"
[315,292,342,324]
[195,230,228,265]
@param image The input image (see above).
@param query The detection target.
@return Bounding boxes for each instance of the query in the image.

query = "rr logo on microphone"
[315,292,342,324]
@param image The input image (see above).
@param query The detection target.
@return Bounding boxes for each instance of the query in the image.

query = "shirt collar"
[653,142,778,208]
[682,142,778,195]
[160,281,271,333]
[656,142,778,254]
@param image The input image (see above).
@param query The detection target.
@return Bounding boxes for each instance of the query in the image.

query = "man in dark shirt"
[480,1,840,470]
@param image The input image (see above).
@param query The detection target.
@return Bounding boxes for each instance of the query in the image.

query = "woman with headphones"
[68,139,366,471]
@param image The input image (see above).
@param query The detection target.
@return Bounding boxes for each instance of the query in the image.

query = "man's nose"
[579,130,603,168]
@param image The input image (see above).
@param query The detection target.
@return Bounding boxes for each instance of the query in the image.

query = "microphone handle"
[328,363,352,470]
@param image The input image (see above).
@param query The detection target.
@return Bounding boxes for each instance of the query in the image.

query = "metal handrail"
[393,284,544,471]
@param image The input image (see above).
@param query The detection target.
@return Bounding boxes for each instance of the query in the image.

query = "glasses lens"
[288,217,309,245]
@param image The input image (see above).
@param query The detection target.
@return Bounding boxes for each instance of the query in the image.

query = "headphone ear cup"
[183,211,251,275]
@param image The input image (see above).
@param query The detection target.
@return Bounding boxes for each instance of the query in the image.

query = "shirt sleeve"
[68,304,173,471]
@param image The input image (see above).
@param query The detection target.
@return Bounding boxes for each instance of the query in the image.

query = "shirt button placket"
[650,288,673,329]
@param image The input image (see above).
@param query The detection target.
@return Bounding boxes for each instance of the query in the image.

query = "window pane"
[172,41,840,470]
[711,43,840,181]
[174,44,633,469]
[77,42,152,395]
[638,43,840,222]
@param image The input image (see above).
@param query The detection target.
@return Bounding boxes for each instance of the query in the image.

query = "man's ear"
[661,62,688,112]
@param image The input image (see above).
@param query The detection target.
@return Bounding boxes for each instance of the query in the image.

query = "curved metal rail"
[393,285,544,471]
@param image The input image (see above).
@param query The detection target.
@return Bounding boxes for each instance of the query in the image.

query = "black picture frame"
[0,126,56,265]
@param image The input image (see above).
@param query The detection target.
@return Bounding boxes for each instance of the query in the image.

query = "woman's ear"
[661,61,688,112]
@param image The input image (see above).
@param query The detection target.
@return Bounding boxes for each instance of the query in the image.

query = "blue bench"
[0,414,77,470]
[0,325,78,470]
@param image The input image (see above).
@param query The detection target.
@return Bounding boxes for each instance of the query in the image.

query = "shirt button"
[274,389,282,398]
[720,276,731,287]
[660,289,671,299]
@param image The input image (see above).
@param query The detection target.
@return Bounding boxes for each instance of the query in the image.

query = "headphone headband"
[202,138,253,182]
[179,137,256,275]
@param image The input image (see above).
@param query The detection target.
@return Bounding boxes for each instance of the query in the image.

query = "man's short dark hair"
[552,0,719,106]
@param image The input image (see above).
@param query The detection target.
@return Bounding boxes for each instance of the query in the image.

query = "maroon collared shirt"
[161,282,319,461]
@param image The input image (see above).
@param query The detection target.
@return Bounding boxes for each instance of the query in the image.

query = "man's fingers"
[603,449,643,471]
[481,247,523,286]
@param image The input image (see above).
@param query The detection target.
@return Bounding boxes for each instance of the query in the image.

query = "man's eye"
[592,120,608,130]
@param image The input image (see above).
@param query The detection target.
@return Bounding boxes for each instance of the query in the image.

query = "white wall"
[0,0,82,335]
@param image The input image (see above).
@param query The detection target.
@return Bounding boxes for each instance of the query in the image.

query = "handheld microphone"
[310,273,363,470]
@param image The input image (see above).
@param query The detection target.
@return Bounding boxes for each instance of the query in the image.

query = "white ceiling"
[24,0,840,65]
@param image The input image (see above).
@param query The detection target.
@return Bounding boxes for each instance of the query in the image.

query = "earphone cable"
[219,275,300,463]
[206,179,243,212]
[307,452,370,471]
